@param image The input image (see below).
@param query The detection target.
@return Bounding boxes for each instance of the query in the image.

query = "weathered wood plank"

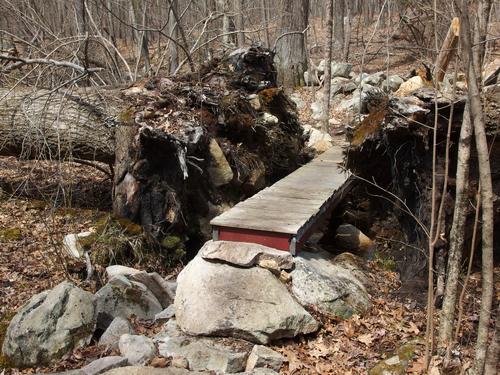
[210,147,350,237]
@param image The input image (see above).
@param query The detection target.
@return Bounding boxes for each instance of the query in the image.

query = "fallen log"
[0,88,118,164]
[0,46,309,246]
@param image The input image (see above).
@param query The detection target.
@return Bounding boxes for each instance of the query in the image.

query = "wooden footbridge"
[210,147,352,254]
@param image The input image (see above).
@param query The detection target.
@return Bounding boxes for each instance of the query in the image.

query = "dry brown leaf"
[357,333,374,346]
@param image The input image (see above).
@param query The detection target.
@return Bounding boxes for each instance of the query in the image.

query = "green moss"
[0,312,15,369]
[116,218,143,235]
[0,228,22,241]
[369,361,405,375]
[118,107,135,124]
[374,251,397,271]
[161,235,182,250]
[396,343,416,362]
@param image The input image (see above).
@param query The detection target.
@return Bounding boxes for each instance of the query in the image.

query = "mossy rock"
[0,312,16,369]
[0,228,22,241]
[161,235,182,250]
[369,343,416,375]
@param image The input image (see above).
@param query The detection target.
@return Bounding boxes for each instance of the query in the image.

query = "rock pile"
[2,240,372,373]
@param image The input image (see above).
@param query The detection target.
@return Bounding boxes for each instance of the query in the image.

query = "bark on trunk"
[438,102,472,349]
[321,0,334,130]
[461,3,495,374]
[275,0,309,88]
[434,17,460,83]
[0,88,118,164]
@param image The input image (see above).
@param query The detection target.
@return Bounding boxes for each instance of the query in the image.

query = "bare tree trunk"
[217,0,231,45]
[333,0,345,51]
[343,5,351,62]
[275,0,309,88]
[236,0,245,47]
[473,0,492,81]
[438,102,472,350]
[485,301,499,375]
[321,0,334,131]
[261,0,271,48]
[434,17,460,83]
[460,2,495,374]
[168,0,178,74]
[0,88,117,163]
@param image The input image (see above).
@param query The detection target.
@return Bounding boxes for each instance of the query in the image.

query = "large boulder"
[155,320,251,373]
[200,240,293,270]
[331,62,353,78]
[395,76,426,97]
[291,250,371,318]
[383,75,404,92]
[95,275,163,329]
[2,281,96,367]
[174,256,319,344]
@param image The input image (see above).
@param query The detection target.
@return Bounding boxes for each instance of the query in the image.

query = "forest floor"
[0,83,498,374]
[1,19,499,371]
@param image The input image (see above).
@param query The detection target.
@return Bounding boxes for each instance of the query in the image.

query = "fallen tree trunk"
[0,88,119,164]
[1,46,309,247]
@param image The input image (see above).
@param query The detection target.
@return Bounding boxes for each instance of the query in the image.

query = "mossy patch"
[374,251,397,271]
[0,228,22,242]
[161,235,182,250]
[0,312,15,369]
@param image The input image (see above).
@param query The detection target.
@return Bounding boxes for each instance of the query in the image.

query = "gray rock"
[331,62,353,78]
[63,232,93,259]
[102,367,207,375]
[200,240,294,270]
[383,75,404,92]
[363,72,386,86]
[340,84,383,114]
[304,71,320,86]
[174,256,318,344]
[154,304,176,322]
[98,316,134,349]
[240,369,280,375]
[258,112,279,125]
[291,250,371,318]
[2,281,96,367]
[82,356,128,375]
[331,77,357,97]
[155,320,251,373]
[106,265,141,279]
[35,370,85,375]
[289,93,306,110]
[130,271,175,308]
[208,139,233,187]
[95,275,163,329]
[119,334,156,365]
[354,73,369,84]
[245,345,284,372]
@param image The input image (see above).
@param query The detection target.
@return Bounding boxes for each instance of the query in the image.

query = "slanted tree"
[275,0,309,88]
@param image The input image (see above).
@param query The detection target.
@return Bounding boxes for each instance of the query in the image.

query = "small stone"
[289,93,306,110]
[82,356,128,375]
[247,94,261,111]
[207,139,233,187]
[171,356,189,369]
[63,232,93,259]
[245,345,284,372]
[119,334,156,366]
[258,112,279,125]
[99,317,134,349]
[154,305,176,323]
[279,270,291,283]
[106,265,141,279]
[383,75,404,92]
